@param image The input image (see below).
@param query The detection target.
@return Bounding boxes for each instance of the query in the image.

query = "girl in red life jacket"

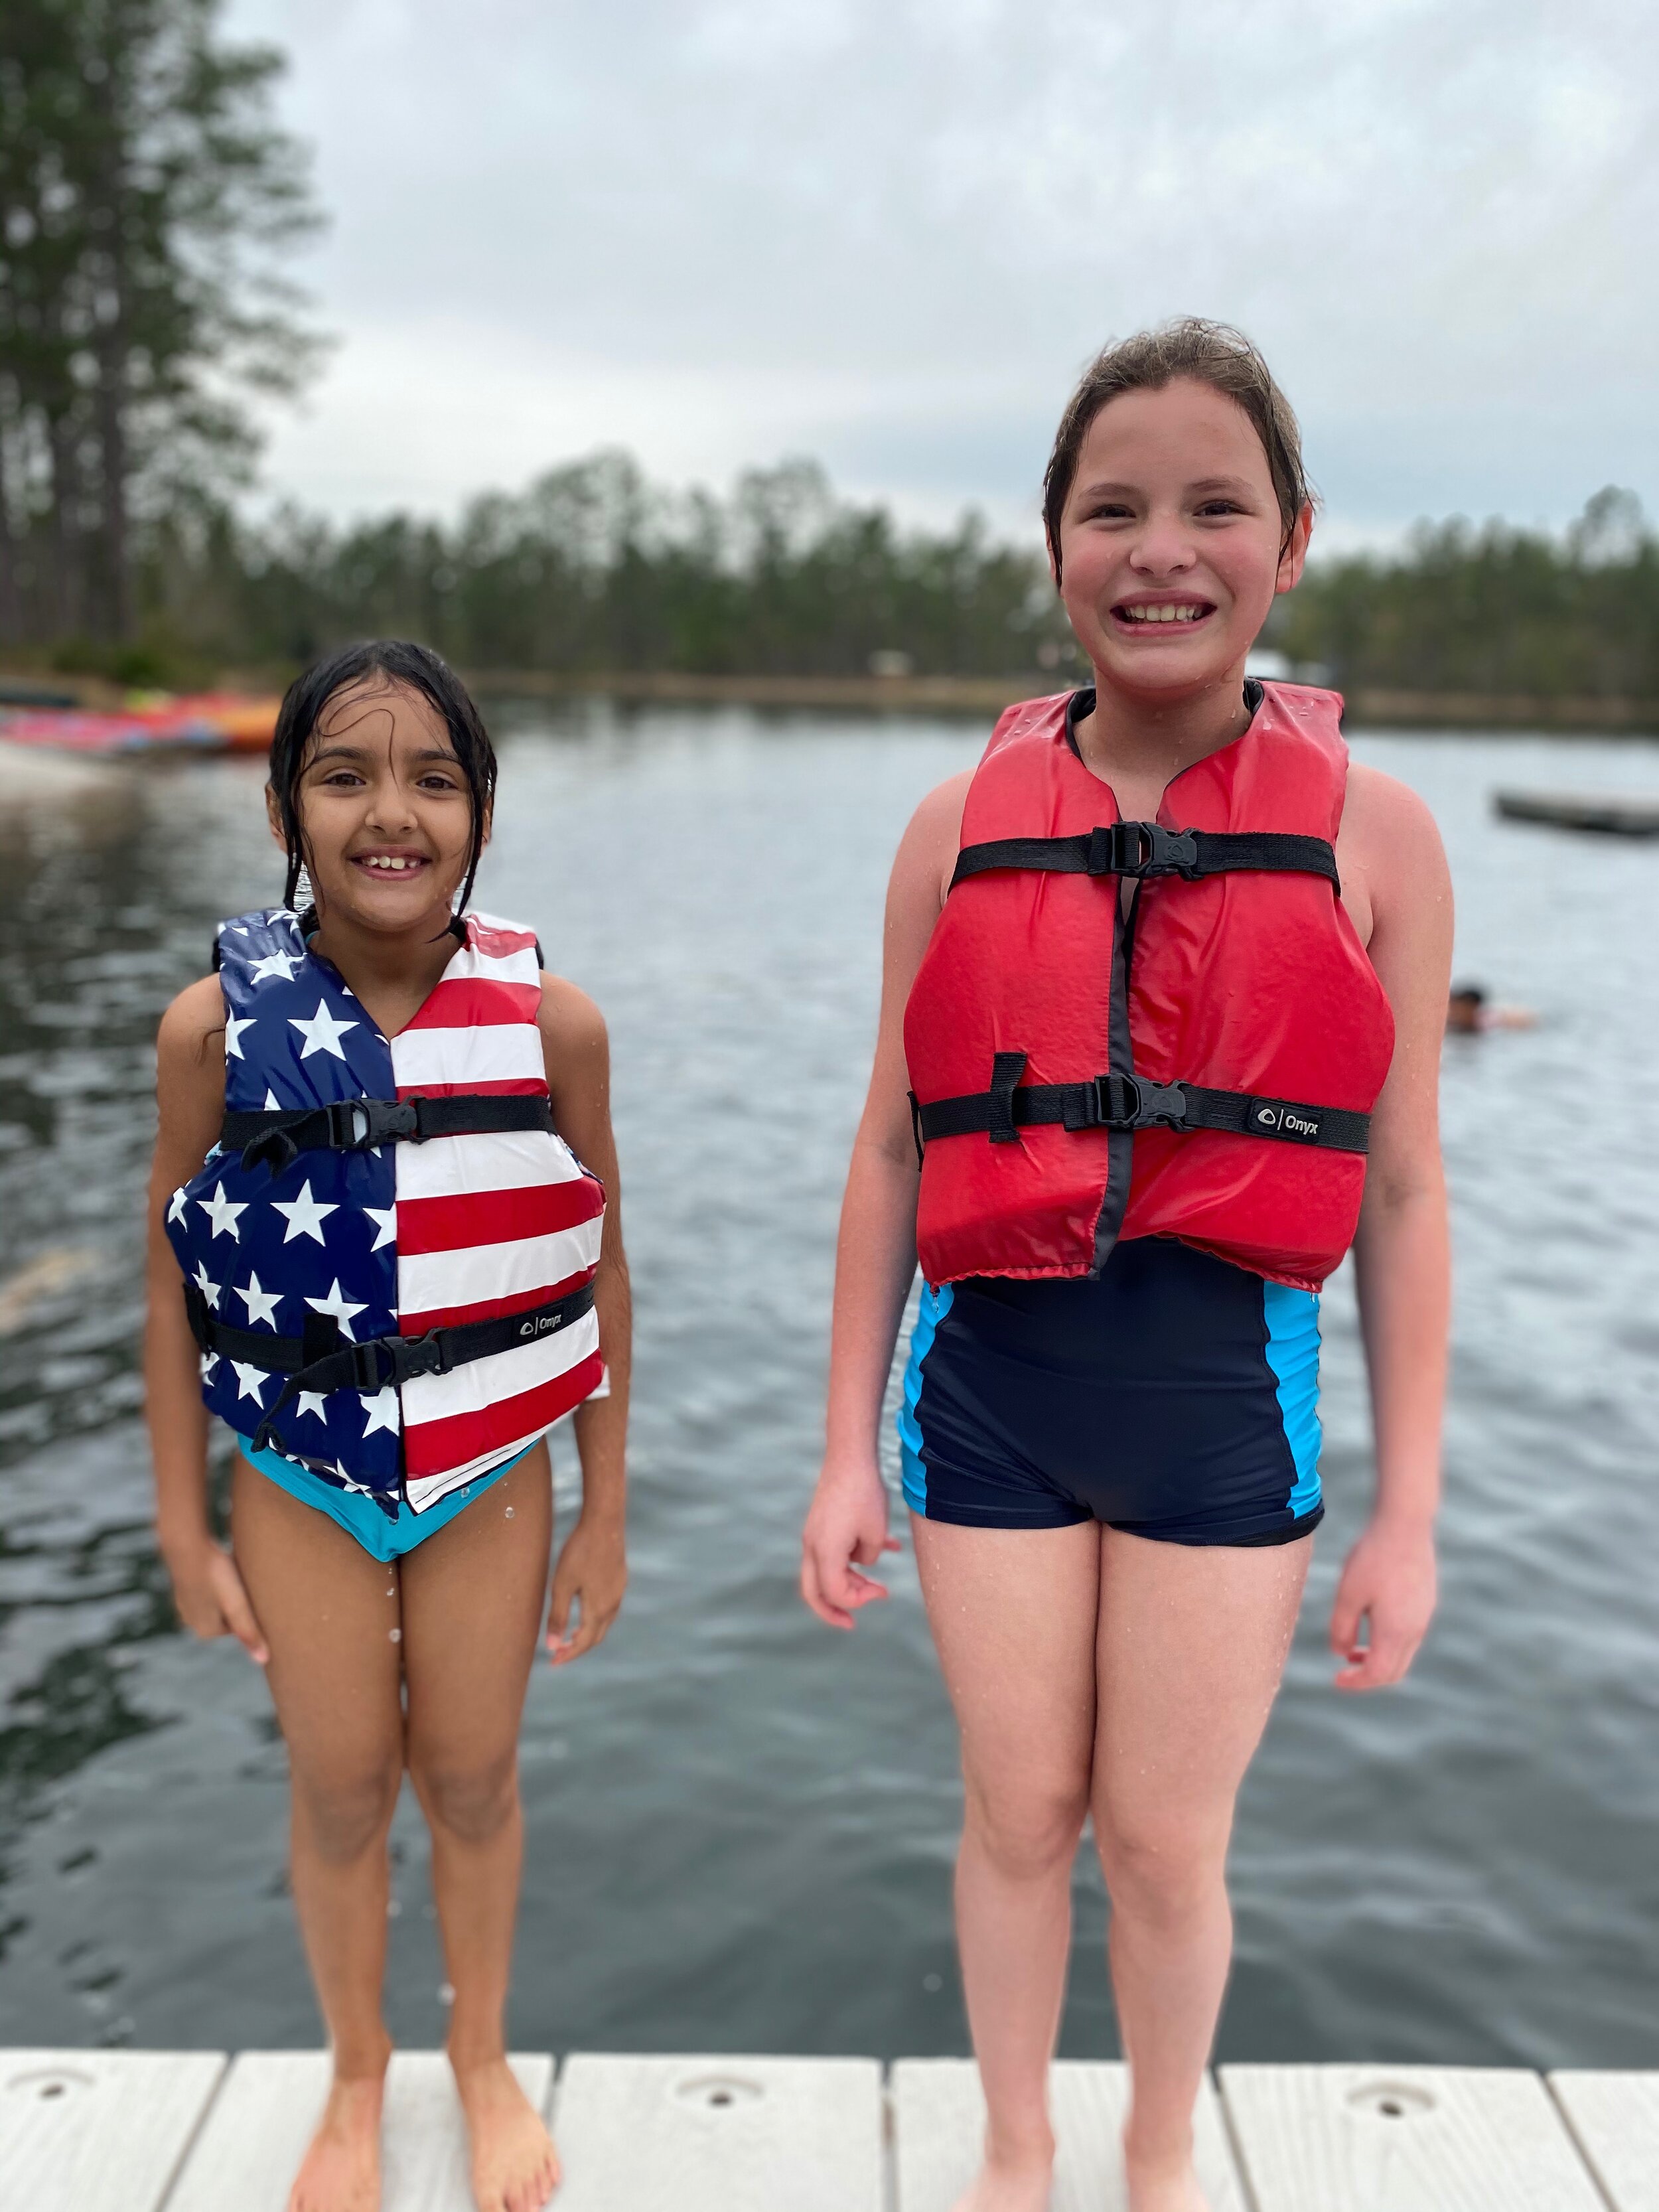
[144,642,631,2212]
[800,322,1451,2212]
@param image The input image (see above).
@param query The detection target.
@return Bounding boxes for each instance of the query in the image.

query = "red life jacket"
[903,682,1396,1292]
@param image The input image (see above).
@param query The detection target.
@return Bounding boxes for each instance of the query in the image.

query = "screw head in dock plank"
[549,2053,885,2211]
[0,2049,225,2212]
[161,2050,554,2212]
[890,2059,1247,2212]
[1219,2064,1608,2211]
[1550,2072,1659,2212]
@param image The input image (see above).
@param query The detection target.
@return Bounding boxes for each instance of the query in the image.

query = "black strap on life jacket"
[222,1092,553,1177]
[950,822,1339,891]
[182,1276,597,1457]
[909,1055,1369,1160]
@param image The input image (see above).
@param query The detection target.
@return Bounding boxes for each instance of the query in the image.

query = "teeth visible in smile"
[1121,604,1206,623]
[359,855,422,871]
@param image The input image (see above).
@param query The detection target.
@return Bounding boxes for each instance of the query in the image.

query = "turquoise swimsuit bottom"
[237,1436,533,1563]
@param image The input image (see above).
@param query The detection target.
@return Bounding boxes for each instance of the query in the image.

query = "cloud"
[230,0,1659,540]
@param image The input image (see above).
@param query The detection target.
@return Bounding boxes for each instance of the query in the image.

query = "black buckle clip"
[326,1096,423,1150]
[1086,822,1202,879]
[1074,1073,1189,1131]
[391,1328,453,1383]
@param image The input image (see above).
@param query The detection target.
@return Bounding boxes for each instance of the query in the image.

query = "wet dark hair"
[1449,982,1488,1007]
[268,641,497,922]
[1043,318,1312,581]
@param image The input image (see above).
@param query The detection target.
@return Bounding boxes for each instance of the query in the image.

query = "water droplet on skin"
[504,1507,515,1519]
[389,1627,401,1643]
[439,1981,455,2004]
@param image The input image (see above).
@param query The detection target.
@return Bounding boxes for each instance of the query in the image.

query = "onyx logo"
[1256,1102,1321,1142]
[518,1313,564,1339]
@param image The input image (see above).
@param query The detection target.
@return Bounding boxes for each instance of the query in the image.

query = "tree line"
[3,4,1656,701]
[123,467,1659,703]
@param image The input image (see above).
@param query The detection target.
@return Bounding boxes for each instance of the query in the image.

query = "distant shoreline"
[5,664,1658,736]
[467,668,1659,734]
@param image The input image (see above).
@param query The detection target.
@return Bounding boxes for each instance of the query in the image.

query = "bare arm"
[1330,764,1453,1690]
[145,977,269,1662]
[800,772,970,1629]
[538,976,631,1662]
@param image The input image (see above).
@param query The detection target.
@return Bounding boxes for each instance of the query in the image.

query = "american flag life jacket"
[165,908,605,1518]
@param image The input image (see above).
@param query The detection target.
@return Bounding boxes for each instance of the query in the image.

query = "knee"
[410,1745,519,1846]
[964,1774,1089,1883]
[1094,1806,1228,1925]
[292,1759,401,1864]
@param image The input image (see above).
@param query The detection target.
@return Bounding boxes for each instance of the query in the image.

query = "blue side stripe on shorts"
[1262,1280,1323,1519]
[898,1281,954,1514]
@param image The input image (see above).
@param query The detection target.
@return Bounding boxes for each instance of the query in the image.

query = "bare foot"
[287,2069,386,2212]
[1124,2144,1211,2212]
[453,2055,561,2212]
[950,2138,1054,2212]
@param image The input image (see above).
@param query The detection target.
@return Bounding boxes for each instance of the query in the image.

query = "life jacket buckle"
[328,1097,422,1149]
[1092,824,1202,879]
[390,1328,453,1382]
[1090,1074,1190,1130]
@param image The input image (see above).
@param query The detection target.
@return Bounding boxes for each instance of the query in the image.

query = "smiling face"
[267,677,486,933]
[1052,376,1311,706]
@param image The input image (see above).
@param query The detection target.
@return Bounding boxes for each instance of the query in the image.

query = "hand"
[165,1539,269,1665]
[547,1513,626,1664]
[1329,1514,1437,1691]
[800,1457,900,1630]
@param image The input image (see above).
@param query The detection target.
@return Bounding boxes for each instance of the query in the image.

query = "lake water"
[1,703,1657,2069]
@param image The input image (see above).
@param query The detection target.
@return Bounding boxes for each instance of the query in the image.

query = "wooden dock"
[1493,788,1659,835]
[3,2049,1656,2209]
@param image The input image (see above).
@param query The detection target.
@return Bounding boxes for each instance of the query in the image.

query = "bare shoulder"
[157,975,226,1065]
[536,972,608,1060]
[893,768,974,909]
[1342,762,1447,863]
[1341,762,1451,916]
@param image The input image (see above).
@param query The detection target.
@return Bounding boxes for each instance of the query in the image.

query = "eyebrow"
[1074,474,1260,500]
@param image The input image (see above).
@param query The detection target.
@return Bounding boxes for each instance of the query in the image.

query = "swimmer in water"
[145,642,631,2212]
[1447,983,1537,1033]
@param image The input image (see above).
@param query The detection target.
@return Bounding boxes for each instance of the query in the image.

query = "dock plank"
[1550,2071,1659,2212]
[163,2050,553,2212]
[891,2059,1246,2212]
[550,2053,884,2211]
[0,2049,225,2212]
[1220,2063,1607,2211]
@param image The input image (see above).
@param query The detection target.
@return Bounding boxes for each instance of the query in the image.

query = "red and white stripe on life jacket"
[390,915,605,1510]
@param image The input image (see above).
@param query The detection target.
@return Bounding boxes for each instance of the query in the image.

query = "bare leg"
[914,1515,1102,2212]
[232,1461,406,2212]
[1092,1528,1310,2212]
[402,1442,559,2212]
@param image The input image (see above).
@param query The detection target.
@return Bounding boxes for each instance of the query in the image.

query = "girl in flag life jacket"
[143,640,630,2212]
[800,322,1452,2212]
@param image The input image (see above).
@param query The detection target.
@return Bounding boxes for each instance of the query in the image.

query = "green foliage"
[134,451,1082,680]
[0,0,323,644]
[1268,489,1659,699]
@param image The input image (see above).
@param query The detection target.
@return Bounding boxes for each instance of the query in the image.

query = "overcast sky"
[226,0,1659,550]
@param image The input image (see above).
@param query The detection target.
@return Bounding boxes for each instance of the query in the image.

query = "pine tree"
[0,0,323,654]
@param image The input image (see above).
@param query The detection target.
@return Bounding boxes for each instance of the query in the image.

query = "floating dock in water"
[4,2049,1656,2210]
[1494,788,1659,835]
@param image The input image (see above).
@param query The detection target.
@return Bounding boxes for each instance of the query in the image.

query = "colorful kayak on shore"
[0,692,280,755]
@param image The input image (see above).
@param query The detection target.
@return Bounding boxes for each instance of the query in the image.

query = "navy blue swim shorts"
[897,1237,1324,1546]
